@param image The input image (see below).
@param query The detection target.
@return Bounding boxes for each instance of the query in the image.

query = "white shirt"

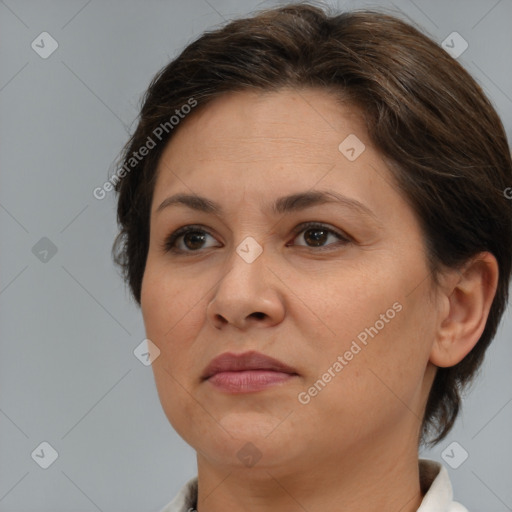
[158,458,468,512]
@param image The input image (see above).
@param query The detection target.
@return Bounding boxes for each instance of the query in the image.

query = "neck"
[195,432,424,512]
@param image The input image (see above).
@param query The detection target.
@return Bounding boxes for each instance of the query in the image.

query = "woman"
[112,4,511,511]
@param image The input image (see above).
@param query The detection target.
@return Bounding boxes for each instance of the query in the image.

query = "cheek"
[141,263,207,356]
[142,286,204,443]
[141,262,200,342]
[298,262,434,409]
[281,258,399,345]
[339,296,433,413]
[151,362,208,447]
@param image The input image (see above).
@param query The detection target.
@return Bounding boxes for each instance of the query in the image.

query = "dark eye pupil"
[184,232,206,250]
[304,228,328,247]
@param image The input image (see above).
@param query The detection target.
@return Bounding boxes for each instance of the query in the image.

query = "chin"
[217,411,287,438]
[214,428,304,468]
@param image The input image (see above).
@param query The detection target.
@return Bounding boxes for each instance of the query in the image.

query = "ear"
[429,252,499,368]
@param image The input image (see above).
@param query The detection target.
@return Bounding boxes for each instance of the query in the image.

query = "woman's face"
[141,88,440,473]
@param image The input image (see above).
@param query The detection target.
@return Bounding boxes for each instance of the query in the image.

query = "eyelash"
[162,222,352,254]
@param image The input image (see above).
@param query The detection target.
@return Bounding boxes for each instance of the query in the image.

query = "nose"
[206,243,286,330]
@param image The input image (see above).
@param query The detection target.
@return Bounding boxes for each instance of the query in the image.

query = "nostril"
[250,312,266,320]
[215,314,229,325]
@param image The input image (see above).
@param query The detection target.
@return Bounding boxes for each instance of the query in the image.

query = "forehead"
[151,88,402,221]
[155,88,369,175]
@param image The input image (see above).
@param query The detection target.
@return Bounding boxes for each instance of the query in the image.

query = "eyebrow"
[155,190,378,221]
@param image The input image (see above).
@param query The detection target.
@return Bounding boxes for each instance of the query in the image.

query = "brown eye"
[303,227,329,247]
[163,225,220,253]
[291,222,351,249]
[182,231,208,250]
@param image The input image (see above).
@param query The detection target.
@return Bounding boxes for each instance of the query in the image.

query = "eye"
[289,222,351,250]
[162,225,221,253]
[162,222,352,255]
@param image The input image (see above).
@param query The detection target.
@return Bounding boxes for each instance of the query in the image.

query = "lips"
[201,350,298,380]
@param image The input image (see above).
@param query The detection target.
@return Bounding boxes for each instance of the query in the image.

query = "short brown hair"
[112,3,512,447]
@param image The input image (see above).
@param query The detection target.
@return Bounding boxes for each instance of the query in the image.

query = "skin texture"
[140,88,498,512]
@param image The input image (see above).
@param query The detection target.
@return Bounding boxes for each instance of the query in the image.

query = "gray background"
[1,0,511,511]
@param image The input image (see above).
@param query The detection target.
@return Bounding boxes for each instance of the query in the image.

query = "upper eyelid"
[172,222,346,239]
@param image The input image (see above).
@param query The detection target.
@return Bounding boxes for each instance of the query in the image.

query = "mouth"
[201,351,299,394]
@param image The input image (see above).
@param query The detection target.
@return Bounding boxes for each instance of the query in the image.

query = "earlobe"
[429,252,499,368]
